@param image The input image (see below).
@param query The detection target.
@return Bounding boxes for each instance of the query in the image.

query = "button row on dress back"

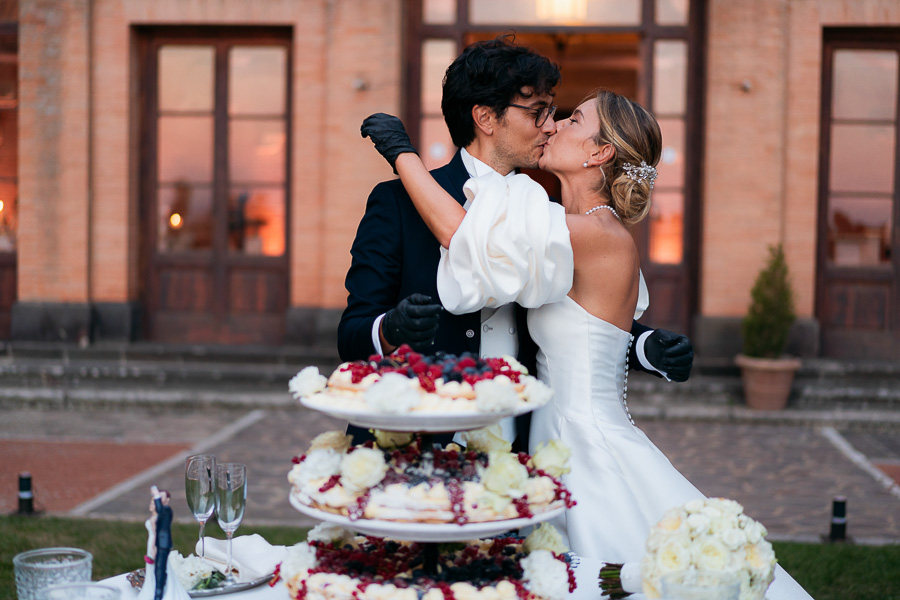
[623,335,635,425]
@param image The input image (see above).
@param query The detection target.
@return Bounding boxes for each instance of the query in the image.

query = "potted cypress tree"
[735,244,801,410]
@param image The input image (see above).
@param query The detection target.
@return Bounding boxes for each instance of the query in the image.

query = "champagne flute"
[185,454,216,558]
[215,463,247,585]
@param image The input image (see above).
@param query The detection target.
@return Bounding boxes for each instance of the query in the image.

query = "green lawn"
[2,515,898,599]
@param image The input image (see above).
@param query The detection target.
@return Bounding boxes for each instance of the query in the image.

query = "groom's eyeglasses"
[508,103,558,127]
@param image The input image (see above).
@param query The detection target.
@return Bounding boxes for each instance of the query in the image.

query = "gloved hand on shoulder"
[361,113,418,173]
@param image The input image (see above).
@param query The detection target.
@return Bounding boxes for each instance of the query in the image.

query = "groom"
[338,36,692,445]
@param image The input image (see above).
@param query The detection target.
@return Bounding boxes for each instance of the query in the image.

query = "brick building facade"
[2,0,898,359]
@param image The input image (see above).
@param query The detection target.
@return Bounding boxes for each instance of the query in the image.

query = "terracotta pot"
[735,354,801,410]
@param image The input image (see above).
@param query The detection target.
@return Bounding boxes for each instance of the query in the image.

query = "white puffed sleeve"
[437,171,573,315]
[635,270,649,320]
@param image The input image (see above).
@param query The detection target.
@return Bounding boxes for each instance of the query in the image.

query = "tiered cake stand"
[291,400,566,573]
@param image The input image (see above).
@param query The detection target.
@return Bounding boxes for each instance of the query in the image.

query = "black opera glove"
[361,113,418,172]
[382,293,442,352]
[644,329,694,382]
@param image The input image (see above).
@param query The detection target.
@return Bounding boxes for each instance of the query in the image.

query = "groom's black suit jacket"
[337,150,653,447]
[338,150,537,367]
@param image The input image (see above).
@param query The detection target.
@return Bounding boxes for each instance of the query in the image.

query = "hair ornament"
[622,161,658,189]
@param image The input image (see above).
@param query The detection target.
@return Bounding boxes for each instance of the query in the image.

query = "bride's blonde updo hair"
[591,90,662,226]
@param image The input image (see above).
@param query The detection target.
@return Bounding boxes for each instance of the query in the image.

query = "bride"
[362,90,812,598]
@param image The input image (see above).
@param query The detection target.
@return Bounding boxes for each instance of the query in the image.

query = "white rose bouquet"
[600,498,776,600]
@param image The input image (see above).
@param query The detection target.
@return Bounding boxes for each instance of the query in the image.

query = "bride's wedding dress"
[437,170,813,599]
[527,295,703,561]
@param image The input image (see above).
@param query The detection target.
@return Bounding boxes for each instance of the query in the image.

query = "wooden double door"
[139,28,291,345]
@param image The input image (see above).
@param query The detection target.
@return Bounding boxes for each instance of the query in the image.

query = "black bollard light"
[829,496,846,541]
[17,472,35,515]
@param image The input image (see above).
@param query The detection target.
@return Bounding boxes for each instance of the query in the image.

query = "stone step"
[1,342,898,415]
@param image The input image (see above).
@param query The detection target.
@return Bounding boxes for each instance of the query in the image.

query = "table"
[101,556,612,600]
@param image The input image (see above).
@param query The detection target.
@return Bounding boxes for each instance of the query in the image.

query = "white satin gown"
[437,171,813,599]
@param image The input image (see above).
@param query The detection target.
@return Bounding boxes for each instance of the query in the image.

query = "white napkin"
[197,534,287,583]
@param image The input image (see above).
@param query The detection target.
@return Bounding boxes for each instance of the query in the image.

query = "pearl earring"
[583,161,589,168]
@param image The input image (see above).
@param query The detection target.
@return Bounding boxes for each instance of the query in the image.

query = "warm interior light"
[169,212,183,229]
[0,199,4,213]
[535,0,588,23]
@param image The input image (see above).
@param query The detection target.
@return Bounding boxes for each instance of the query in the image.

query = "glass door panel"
[650,40,687,265]
[831,51,897,120]
[227,187,285,256]
[826,49,897,268]
[158,46,214,111]
[157,184,213,252]
[228,45,288,257]
[420,39,458,170]
[157,45,215,255]
[424,0,456,24]
[656,0,689,25]
[229,46,287,115]
[469,0,640,26]
[653,41,687,115]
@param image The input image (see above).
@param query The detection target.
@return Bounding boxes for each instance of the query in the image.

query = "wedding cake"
[285,347,578,600]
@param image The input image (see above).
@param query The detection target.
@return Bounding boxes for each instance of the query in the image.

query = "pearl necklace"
[584,204,619,219]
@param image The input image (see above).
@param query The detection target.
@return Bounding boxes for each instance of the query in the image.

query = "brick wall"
[18,0,402,311]
[19,0,91,302]
[702,0,900,320]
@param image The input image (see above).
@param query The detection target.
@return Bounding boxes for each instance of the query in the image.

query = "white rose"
[307,522,354,546]
[692,537,730,571]
[340,447,388,492]
[474,376,520,412]
[640,554,663,599]
[524,522,568,554]
[520,550,569,600]
[460,423,512,454]
[687,512,712,535]
[531,439,572,478]
[655,538,692,573]
[372,430,414,449]
[720,527,748,550]
[289,366,328,398]
[308,430,353,454]
[482,452,529,498]
[743,519,767,544]
[522,377,553,406]
[744,540,776,573]
[290,449,342,485]
[280,542,318,580]
[701,505,723,523]
[715,497,745,517]
[477,490,512,514]
[684,498,706,514]
[654,508,688,535]
[365,372,421,413]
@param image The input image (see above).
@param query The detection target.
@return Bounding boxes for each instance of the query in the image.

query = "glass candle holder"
[13,548,93,600]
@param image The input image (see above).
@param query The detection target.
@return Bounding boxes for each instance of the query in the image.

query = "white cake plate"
[290,495,564,542]
[298,396,540,432]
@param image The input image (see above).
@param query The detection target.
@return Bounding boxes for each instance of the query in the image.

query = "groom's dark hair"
[441,34,560,148]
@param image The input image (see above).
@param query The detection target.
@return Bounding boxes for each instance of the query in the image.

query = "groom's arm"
[628,320,694,382]
[338,181,404,362]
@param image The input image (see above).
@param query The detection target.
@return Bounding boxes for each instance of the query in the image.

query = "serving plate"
[289,494,564,542]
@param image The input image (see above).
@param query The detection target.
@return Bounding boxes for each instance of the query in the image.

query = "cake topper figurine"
[138,486,191,600]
